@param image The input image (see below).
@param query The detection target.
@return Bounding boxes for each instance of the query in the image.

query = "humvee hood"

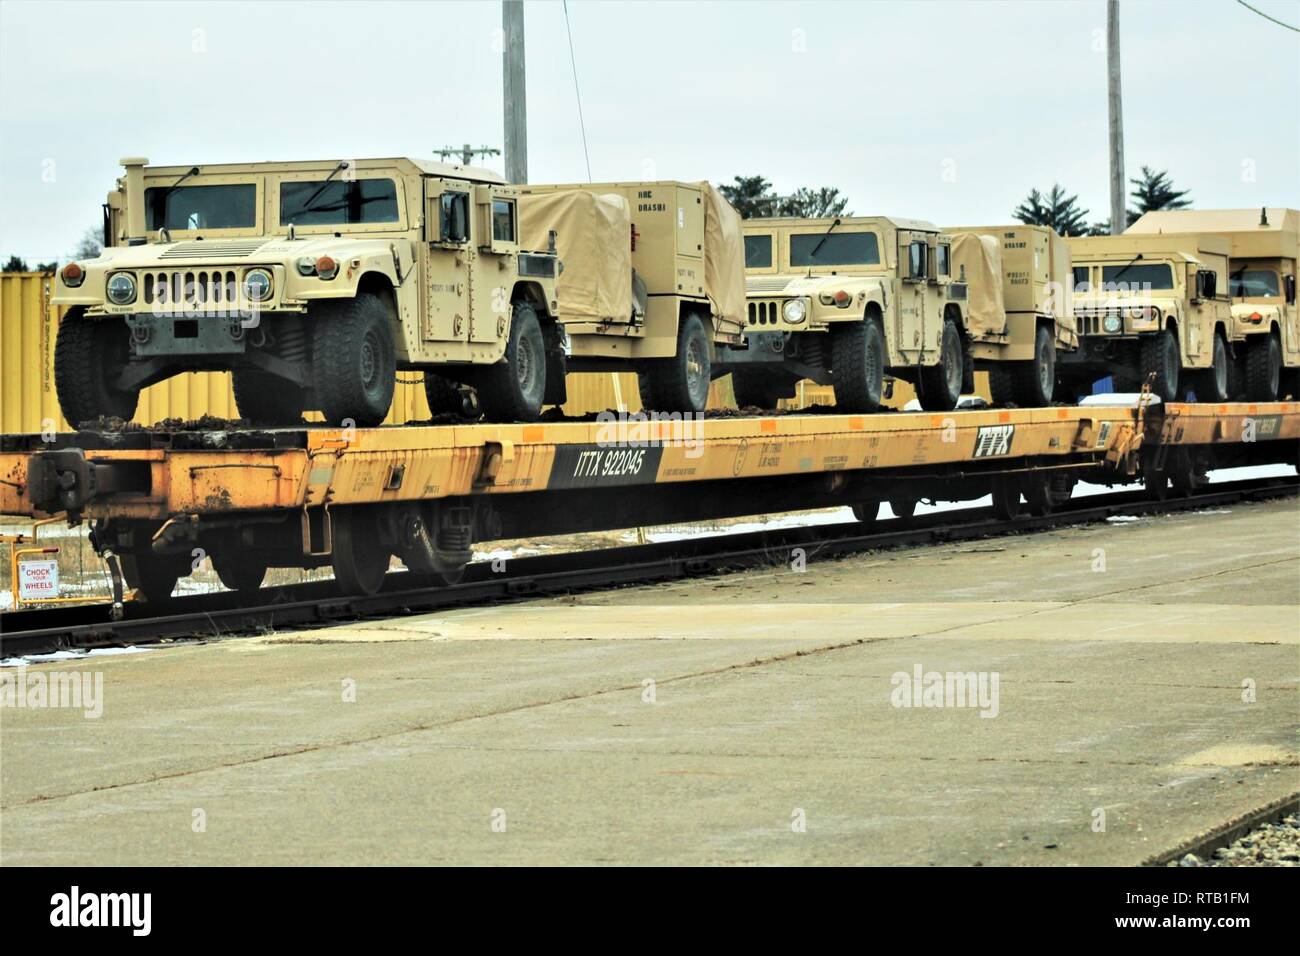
[94,236,402,269]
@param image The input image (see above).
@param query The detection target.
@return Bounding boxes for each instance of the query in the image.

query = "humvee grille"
[142,270,240,308]
[159,240,269,259]
[747,300,782,326]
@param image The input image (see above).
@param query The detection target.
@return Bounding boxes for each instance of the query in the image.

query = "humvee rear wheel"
[1140,329,1180,402]
[1017,325,1057,407]
[54,308,139,427]
[831,316,886,412]
[331,506,391,596]
[1192,333,1230,403]
[478,302,546,422]
[638,313,712,413]
[1245,333,1281,401]
[311,293,396,427]
[731,367,798,410]
[423,372,471,417]
[990,475,1022,520]
[852,500,881,525]
[213,552,268,592]
[233,369,305,425]
[119,553,186,604]
[918,317,963,411]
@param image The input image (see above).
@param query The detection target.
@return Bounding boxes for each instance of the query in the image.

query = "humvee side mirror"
[1196,269,1217,300]
[1286,274,1296,305]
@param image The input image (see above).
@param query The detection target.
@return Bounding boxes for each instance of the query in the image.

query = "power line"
[562,0,592,182]
[1236,0,1300,32]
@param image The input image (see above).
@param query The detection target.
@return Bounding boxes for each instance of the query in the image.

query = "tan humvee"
[52,156,564,427]
[1127,208,1299,400]
[519,181,746,412]
[1064,234,1232,402]
[736,216,979,411]
[946,224,1076,406]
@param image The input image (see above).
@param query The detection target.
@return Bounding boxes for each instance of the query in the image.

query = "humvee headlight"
[1102,314,1122,334]
[296,256,317,276]
[243,269,273,302]
[782,298,807,324]
[61,262,85,288]
[106,272,136,305]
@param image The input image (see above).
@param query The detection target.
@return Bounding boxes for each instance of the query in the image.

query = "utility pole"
[434,144,501,167]
[503,0,528,184]
[1107,0,1125,235]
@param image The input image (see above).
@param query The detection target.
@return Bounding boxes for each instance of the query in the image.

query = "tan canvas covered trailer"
[1127,208,1298,399]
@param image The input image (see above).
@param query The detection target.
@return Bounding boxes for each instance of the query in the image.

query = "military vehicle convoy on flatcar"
[51,160,749,429]
[946,224,1076,406]
[1063,234,1232,402]
[735,216,977,411]
[1126,207,1299,400]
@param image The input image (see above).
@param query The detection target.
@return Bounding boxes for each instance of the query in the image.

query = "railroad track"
[2,475,1295,658]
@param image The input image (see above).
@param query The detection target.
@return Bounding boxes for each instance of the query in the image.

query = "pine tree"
[1012,185,1091,237]
[1127,166,1192,225]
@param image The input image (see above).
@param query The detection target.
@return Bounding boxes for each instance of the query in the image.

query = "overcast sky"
[1,0,1296,262]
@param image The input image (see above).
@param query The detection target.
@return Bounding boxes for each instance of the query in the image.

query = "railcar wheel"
[213,553,268,592]
[918,317,963,411]
[119,553,186,604]
[478,302,547,422]
[331,506,392,596]
[890,497,918,520]
[54,308,139,427]
[852,500,882,525]
[990,475,1022,520]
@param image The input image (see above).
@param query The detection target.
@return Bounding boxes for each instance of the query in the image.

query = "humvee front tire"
[917,317,963,412]
[831,317,886,412]
[1245,333,1281,401]
[233,369,305,425]
[311,293,396,427]
[477,301,546,422]
[638,313,712,414]
[1140,328,1180,402]
[54,309,139,427]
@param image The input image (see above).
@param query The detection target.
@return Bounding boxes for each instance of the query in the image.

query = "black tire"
[213,552,268,592]
[731,367,798,410]
[1191,333,1230,403]
[233,369,305,425]
[638,313,712,413]
[890,497,918,519]
[918,317,963,411]
[1245,333,1281,401]
[119,553,183,604]
[477,302,546,422]
[1139,329,1180,402]
[331,506,391,596]
[1023,474,1054,516]
[310,293,397,427]
[852,500,881,525]
[987,365,1016,406]
[54,308,139,427]
[423,372,469,417]
[991,475,1021,520]
[831,316,886,412]
[1012,324,1057,408]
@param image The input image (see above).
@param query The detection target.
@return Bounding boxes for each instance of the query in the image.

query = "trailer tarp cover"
[951,231,1006,337]
[518,189,632,324]
[698,182,747,324]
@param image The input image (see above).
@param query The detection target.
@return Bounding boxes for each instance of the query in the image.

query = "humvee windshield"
[145,183,257,231]
[744,235,773,269]
[789,231,880,267]
[1100,262,1174,291]
[1072,266,1092,293]
[280,178,400,226]
[1228,269,1279,297]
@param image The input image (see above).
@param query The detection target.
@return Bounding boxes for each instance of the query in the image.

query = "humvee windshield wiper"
[1109,252,1144,281]
[152,166,200,225]
[807,217,842,262]
[293,160,352,218]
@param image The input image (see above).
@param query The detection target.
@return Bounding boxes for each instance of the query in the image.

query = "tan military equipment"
[946,225,1076,406]
[53,156,567,427]
[737,216,983,411]
[519,181,746,412]
[1064,233,1232,402]
[1126,208,1299,400]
